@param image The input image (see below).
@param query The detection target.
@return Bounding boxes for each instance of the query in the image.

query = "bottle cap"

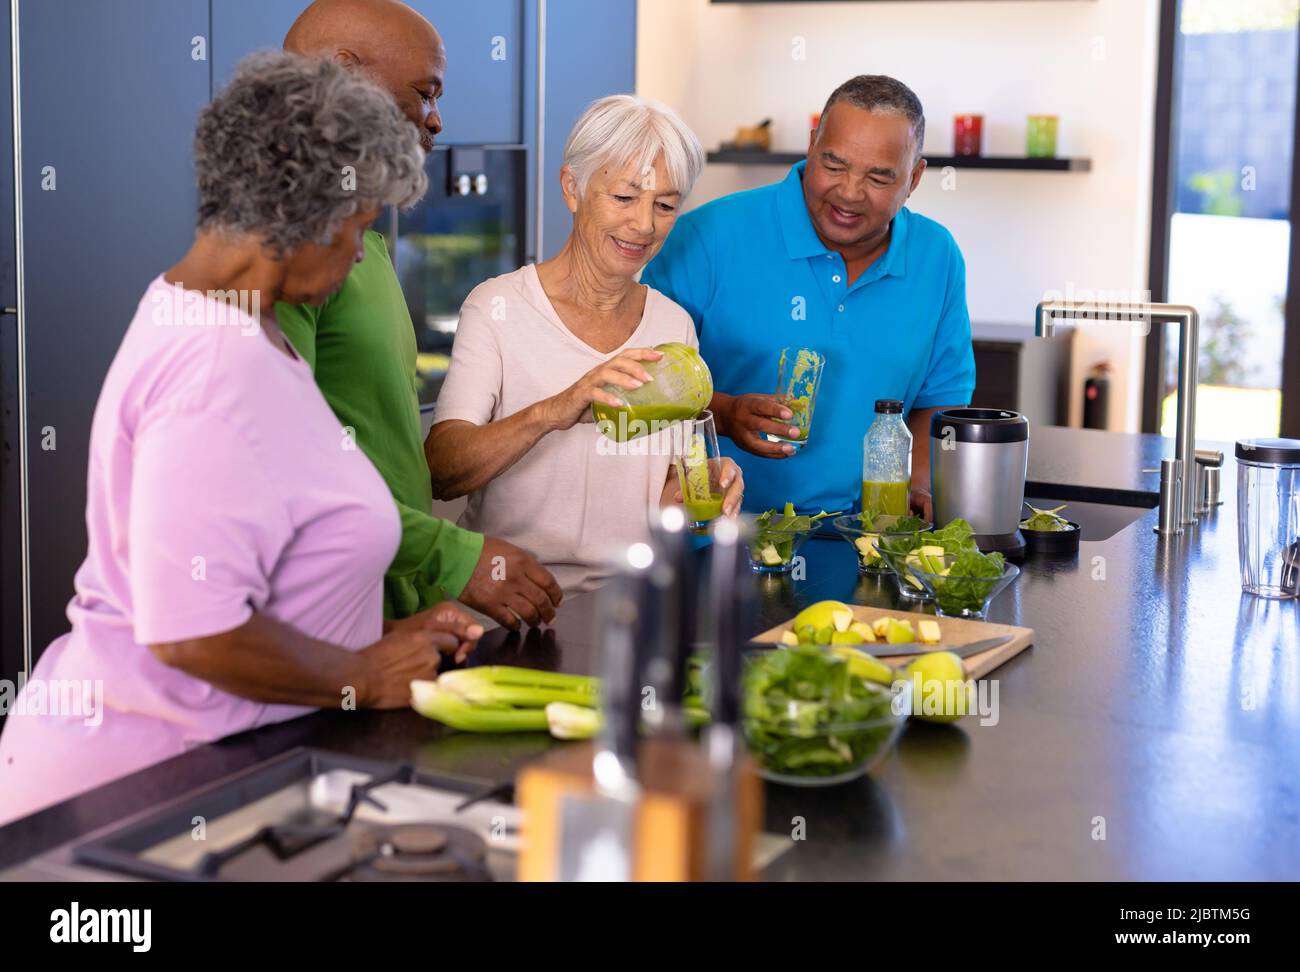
[874,399,904,414]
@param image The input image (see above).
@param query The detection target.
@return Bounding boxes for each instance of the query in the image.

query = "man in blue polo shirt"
[643,75,974,518]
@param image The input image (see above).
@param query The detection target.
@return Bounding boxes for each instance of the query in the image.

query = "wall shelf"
[707,150,1092,172]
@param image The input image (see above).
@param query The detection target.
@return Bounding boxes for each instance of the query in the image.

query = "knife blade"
[866,635,1012,659]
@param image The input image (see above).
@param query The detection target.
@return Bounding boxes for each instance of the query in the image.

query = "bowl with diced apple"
[833,512,931,574]
[875,539,938,602]
[749,503,840,573]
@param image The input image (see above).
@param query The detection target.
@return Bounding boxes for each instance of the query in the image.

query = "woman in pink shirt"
[0,53,482,825]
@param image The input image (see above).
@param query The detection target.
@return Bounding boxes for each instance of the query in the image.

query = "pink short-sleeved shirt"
[0,277,401,824]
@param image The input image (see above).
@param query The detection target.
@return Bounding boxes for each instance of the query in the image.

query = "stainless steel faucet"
[1035,301,1200,527]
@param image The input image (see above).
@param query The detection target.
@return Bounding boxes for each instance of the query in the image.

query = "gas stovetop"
[10,749,521,882]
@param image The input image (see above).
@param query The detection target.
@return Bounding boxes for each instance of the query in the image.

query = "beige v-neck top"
[433,265,698,593]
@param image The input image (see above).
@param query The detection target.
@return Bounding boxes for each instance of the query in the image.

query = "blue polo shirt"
[643,161,975,516]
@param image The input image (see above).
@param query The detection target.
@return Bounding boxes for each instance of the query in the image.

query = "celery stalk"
[545,702,603,740]
[410,680,549,733]
[437,666,600,708]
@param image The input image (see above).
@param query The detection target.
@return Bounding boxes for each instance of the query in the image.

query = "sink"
[1023,495,1155,542]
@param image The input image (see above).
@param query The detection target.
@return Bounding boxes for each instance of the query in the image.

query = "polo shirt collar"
[776,160,910,279]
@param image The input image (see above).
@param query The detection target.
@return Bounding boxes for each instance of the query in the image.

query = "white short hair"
[563,94,705,202]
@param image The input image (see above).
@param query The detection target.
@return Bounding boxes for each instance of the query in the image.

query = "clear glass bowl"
[906,555,1021,620]
[743,678,912,787]
[832,514,932,574]
[875,542,934,602]
[748,526,817,573]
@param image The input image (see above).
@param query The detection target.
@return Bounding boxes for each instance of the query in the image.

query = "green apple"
[830,630,865,645]
[791,600,852,633]
[904,651,970,723]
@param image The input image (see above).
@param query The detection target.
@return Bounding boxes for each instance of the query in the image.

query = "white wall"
[637,0,1162,432]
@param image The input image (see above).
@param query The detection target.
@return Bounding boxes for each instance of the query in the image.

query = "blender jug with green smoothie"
[591,342,714,441]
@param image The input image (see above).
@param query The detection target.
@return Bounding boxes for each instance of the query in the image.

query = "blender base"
[974,530,1026,561]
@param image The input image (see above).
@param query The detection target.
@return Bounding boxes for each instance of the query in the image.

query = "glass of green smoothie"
[765,347,826,450]
[674,411,727,532]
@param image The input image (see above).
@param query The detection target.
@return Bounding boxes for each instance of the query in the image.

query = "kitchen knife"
[866,635,1012,659]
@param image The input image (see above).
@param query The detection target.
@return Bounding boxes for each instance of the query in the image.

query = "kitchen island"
[2,426,1297,880]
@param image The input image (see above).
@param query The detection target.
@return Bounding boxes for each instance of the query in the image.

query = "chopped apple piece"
[780,630,800,646]
[871,617,892,638]
[918,619,942,644]
[760,544,783,566]
[831,609,854,633]
[885,618,916,644]
[849,621,877,643]
[920,545,946,559]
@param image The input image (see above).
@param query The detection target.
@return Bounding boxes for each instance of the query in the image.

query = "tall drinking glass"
[765,347,826,451]
[675,411,726,532]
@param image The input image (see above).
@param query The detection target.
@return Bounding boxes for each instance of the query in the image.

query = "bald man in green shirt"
[278,0,562,629]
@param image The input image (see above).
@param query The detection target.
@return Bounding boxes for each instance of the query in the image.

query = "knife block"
[517,738,763,882]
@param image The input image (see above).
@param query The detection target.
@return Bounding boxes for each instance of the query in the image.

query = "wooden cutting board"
[752,607,1035,680]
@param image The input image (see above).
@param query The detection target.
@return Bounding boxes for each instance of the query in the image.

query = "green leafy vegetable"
[741,646,899,779]
[859,510,928,534]
[928,548,1007,615]
[927,518,979,556]
[751,502,841,565]
[1020,503,1072,532]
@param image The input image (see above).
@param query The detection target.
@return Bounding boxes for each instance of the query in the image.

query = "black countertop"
[3,426,1298,880]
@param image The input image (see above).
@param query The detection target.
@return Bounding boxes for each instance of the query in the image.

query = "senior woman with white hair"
[0,52,483,824]
[426,95,743,593]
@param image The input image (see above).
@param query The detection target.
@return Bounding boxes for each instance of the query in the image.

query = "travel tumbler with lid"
[1236,437,1300,599]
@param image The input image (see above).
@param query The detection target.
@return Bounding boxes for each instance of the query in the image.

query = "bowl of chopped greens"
[1020,503,1081,556]
[749,503,839,573]
[741,645,910,786]
[877,517,991,602]
[904,548,1020,620]
[833,512,931,573]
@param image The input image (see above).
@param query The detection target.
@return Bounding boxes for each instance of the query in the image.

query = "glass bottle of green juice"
[862,399,911,515]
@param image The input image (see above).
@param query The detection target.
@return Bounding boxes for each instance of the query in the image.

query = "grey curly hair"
[195,50,428,254]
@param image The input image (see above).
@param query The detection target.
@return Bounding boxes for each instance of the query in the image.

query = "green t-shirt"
[276,230,484,619]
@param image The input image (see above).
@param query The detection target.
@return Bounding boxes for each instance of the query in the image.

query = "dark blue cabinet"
[17,0,210,658]
[213,0,523,145]
[212,0,309,88]
[537,0,637,259]
[407,0,522,145]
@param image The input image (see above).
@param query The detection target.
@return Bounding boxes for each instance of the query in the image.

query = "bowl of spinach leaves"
[906,548,1020,620]
[741,645,910,785]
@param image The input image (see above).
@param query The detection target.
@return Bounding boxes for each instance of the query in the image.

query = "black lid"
[930,407,1029,444]
[875,399,904,414]
[1236,438,1300,465]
